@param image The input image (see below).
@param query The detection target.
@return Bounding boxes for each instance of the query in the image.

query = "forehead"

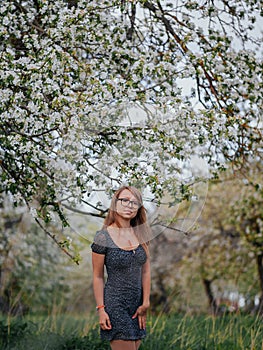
[118,189,137,200]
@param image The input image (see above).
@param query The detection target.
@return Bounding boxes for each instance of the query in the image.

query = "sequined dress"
[91,229,147,341]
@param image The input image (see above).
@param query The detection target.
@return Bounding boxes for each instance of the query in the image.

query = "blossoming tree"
[0,0,262,260]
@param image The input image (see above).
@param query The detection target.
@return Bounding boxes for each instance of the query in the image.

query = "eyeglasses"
[117,198,141,210]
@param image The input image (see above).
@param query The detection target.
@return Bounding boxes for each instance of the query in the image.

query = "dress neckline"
[105,229,140,252]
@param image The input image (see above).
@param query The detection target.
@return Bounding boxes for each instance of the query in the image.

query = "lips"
[123,210,133,215]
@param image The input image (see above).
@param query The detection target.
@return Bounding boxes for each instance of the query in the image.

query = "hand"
[132,304,149,330]
[98,309,112,330]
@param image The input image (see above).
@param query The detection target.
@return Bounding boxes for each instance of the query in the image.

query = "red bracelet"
[96,305,105,311]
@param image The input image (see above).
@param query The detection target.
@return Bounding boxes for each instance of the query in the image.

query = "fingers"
[100,322,111,330]
[138,315,146,330]
[99,315,112,330]
[132,311,138,319]
[106,317,112,329]
[132,305,144,318]
[99,309,146,331]
[132,307,147,330]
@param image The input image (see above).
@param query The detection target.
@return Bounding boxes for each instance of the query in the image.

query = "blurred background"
[1,162,262,319]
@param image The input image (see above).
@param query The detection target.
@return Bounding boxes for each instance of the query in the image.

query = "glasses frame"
[116,198,141,210]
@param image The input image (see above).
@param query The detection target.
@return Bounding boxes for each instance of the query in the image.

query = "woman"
[91,186,151,350]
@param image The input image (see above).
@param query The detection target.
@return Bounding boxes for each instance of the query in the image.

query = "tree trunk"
[202,278,217,315]
[256,253,263,313]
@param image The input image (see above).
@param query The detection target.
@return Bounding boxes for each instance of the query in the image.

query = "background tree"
[230,161,263,312]
[148,167,260,315]
[183,165,262,314]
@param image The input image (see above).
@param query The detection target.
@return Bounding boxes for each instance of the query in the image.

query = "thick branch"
[62,203,107,218]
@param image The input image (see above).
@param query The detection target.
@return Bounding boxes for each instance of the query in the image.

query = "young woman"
[91,186,151,350]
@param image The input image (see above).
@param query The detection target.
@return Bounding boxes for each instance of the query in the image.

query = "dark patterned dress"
[91,229,147,341]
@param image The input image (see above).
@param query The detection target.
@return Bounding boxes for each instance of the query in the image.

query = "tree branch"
[143,1,224,109]
[61,203,107,218]
[34,217,79,264]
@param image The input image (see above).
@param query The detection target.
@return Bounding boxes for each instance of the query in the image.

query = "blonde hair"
[103,186,151,254]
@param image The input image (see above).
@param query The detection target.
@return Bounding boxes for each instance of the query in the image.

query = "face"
[115,189,140,220]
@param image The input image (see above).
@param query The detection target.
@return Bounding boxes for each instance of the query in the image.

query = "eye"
[122,198,129,204]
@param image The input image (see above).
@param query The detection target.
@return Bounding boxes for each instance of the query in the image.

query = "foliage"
[179,163,263,313]
[0,197,74,314]
[0,194,100,315]
[230,163,263,253]
[150,165,262,313]
[187,176,253,280]
[229,162,263,310]
[0,0,262,255]
[184,170,262,307]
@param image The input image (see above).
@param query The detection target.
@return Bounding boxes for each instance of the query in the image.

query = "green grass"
[142,313,263,350]
[0,313,262,350]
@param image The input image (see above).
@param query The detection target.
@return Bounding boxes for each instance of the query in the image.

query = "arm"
[142,257,151,308]
[92,252,112,330]
[132,256,151,329]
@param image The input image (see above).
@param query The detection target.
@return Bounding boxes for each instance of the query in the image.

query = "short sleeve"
[91,230,107,255]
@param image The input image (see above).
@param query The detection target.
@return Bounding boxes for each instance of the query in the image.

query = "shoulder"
[94,229,108,241]
[91,230,108,255]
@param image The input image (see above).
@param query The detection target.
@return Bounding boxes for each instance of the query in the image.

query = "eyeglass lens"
[118,198,140,209]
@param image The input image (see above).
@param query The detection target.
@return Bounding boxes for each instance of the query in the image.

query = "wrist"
[98,308,106,314]
[142,301,150,309]
[96,304,105,311]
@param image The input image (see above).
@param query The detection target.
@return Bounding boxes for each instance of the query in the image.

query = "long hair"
[103,186,151,253]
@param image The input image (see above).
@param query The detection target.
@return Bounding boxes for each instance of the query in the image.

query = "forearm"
[142,265,151,307]
[93,276,105,306]
[133,264,150,329]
